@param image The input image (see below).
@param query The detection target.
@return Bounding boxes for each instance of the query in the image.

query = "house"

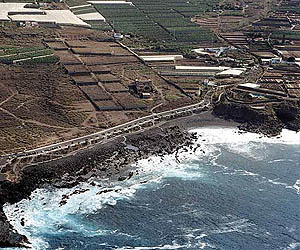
[131,79,153,98]
[114,33,124,40]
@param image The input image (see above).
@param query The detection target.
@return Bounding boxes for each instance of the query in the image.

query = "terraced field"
[90,0,222,49]
[0,47,57,64]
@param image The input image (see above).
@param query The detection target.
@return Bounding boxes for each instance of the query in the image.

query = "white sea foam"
[190,127,300,145]
[115,240,216,250]
[268,159,296,163]
[285,242,300,250]
[116,243,185,250]
[286,179,300,195]
[292,180,300,194]
[189,127,300,161]
[3,126,299,249]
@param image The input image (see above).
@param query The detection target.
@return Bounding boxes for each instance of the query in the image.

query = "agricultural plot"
[88,65,111,74]
[94,100,122,111]
[64,64,90,76]
[271,30,300,41]
[47,41,68,51]
[65,0,87,7]
[91,0,221,50]
[93,3,173,41]
[54,50,82,65]
[102,82,128,93]
[65,40,86,48]
[71,47,112,55]
[71,74,98,85]
[70,4,107,25]
[275,0,300,14]
[79,85,112,101]
[95,73,120,83]
[80,55,138,65]
[71,5,96,15]
[0,47,55,64]
[113,93,147,110]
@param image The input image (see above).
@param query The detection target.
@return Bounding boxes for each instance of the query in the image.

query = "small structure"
[216,68,246,78]
[141,92,151,99]
[0,4,90,27]
[141,55,183,63]
[77,12,106,22]
[114,33,124,40]
[131,79,153,98]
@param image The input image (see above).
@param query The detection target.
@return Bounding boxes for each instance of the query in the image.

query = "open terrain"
[0,0,299,154]
[0,0,300,248]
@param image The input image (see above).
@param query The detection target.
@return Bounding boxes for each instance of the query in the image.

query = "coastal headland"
[0,108,299,247]
[0,112,228,247]
[0,0,300,247]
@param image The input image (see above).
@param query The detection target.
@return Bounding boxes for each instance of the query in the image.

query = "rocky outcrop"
[213,102,283,136]
[213,100,300,136]
[273,101,300,132]
[0,208,29,248]
[0,125,196,248]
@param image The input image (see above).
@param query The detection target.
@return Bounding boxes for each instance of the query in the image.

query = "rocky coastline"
[213,100,300,136]
[0,108,299,248]
[0,125,198,248]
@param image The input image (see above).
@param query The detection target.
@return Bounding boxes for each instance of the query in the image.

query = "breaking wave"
[3,127,300,250]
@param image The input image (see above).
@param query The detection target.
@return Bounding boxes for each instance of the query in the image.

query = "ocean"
[3,127,300,250]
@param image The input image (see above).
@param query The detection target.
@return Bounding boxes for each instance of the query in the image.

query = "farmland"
[91,0,222,50]
[2,2,300,248]
[0,0,299,153]
[0,47,57,64]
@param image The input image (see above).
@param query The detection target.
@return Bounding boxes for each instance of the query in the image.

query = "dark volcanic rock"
[213,102,283,136]
[0,125,195,248]
[0,208,29,248]
[273,101,300,132]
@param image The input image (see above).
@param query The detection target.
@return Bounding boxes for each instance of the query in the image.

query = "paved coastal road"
[1,99,209,162]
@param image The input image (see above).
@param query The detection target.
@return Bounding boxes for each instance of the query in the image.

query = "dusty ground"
[0,24,187,153]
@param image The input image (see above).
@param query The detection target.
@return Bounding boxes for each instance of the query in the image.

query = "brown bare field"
[103,82,128,93]
[64,64,90,75]
[79,55,138,65]
[54,50,81,65]
[95,73,120,83]
[88,65,111,74]
[65,40,87,48]
[71,47,112,56]
[0,111,61,153]
[96,111,130,128]
[47,41,68,50]
[79,85,112,101]
[94,100,122,111]
[2,96,87,128]
[113,93,147,110]
[71,74,98,85]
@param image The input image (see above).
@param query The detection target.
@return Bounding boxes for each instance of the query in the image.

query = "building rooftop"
[0,4,90,27]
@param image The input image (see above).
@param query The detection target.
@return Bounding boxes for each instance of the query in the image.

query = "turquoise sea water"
[3,127,300,250]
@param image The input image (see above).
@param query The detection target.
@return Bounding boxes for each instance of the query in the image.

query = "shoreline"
[0,111,298,248]
[1,112,230,248]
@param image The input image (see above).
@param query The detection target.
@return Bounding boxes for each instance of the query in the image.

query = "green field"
[91,0,222,49]
[0,47,55,64]
[270,30,300,41]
